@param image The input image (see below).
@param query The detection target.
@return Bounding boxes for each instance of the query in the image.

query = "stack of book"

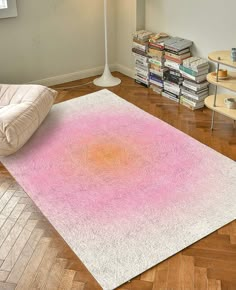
[163,37,193,102]
[132,30,154,87]
[179,57,209,110]
[148,33,170,94]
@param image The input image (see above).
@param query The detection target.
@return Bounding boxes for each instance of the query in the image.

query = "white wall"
[0,0,116,84]
[5,1,234,85]
[115,0,146,77]
[115,0,137,77]
[145,0,236,59]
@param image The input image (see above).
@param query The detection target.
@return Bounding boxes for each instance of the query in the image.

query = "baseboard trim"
[115,64,135,79]
[28,64,134,86]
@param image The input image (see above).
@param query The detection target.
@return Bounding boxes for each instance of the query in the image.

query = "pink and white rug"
[1,89,236,289]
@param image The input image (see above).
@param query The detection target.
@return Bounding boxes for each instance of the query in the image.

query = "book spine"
[149,58,163,66]
[183,81,208,91]
[148,49,164,58]
[133,41,148,52]
[181,89,207,101]
[179,65,198,76]
[162,91,180,102]
[180,71,207,83]
[135,79,149,87]
[164,84,181,95]
[132,48,148,57]
[165,55,184,64]
[180,100,204,110]
[164,61,180,71]
[150,69,164,78]
[165,74,183,85]
[149,42,165,50]
[149,79,164,87]
[165,51,191,60]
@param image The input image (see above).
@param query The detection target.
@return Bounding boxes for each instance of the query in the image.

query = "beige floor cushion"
[0,84,57,157]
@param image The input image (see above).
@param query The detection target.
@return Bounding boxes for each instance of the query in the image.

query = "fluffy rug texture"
[1,89,236,289]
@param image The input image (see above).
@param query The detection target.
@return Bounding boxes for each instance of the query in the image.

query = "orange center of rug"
[87,142,130,171]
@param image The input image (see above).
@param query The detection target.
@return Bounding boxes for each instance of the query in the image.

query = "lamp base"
[93,64,121,87]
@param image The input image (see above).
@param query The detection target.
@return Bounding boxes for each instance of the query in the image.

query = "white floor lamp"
[93,0,121,87]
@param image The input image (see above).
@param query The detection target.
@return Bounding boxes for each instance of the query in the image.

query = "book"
[135,62,149,70]
[180,97,204,110]
[149,33,171,50]
[180,71,207,83]
[133,30,153,42]
[181,88,208,101]
[135,79,149,87]
[149,58,163,67]
[162,90,180,102]
[150,63,167,71]
[149,78,164,87]
[183,79,209,91]
[135,72,149,81]
[165,55,185,64]
[165,74,184,85]
[182,86,208,96]
[165,48,190,55]
[168,69,182,78]
[132,47,148,57]
[165,51,191,60]
[180,95,205,106]
[148,48,164,58]
[135,68,149,78]
[133,41,148,52]
[164,81,181,95]
[133,53,149,62]
[181,95,205,105]
[164,37,193,52]
[150,84,163,94]
[150,72,163,82]
[179,65,209,76]
[150,68,165,78]
[164,60,180,71]
[183,57,209,71]
[149,42,165,50]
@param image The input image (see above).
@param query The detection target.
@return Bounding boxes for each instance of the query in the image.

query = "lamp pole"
[93,0,121,87]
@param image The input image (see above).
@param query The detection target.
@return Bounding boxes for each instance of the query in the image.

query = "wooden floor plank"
[44,258,67,290]
[7,228,44,284]
[0,203,26,247]
[194,267,208,290]
[30,247,59,289]
[58,269,76,290]
[0,190,15,213]
[1,196,20,218]
[15,237,51,290]
[140,267,156,282]
[180,255,194,290]
[0,270,9,282]
[0,211,31,260]
[208,279,222,290]
[71,281,85,290]
[1,219,38,271]
[0,281,16,290]
[0,182,11,199]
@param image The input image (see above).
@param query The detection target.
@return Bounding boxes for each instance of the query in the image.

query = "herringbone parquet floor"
[0,72,235,290]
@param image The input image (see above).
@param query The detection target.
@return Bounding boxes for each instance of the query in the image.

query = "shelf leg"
[211,111,215,130]
[211,80,218,130]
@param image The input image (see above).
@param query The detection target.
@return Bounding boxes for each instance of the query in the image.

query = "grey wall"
[0,0,116,84]
[2,0,234,85]
[145,0,236,58]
